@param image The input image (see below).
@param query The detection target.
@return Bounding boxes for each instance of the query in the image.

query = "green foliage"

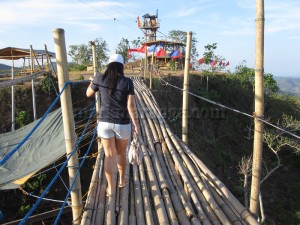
[41,75,58,96]
[17,205,30,216]
[16,111,31,128]
[117,38,130,64]
[77,75,84,80]
[168,30,199,65]
[24,174,47,192]
[68,44,91,65]
[68,38,109,71]
[234,60,279,95]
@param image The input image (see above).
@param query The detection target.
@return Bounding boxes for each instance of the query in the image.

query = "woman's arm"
[86,77,96,97]
[127,94,139,135]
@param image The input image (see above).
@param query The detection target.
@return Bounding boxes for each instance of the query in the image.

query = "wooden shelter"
[0,47,55,60]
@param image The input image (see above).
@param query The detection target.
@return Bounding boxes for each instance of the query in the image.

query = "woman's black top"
[90,74,134,124]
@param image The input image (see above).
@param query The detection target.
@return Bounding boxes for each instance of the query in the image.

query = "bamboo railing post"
[182,31,192,145]
[11,57,15,131]
[30,45,37,121]
[250,0,265,217]
[52,28,83,225]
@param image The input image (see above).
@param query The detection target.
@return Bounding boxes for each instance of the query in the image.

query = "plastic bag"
[128,135,142,165]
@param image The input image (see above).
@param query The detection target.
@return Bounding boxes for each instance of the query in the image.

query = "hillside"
[275,76,300,96]
[0,63,12,71]
[151,75,300,225]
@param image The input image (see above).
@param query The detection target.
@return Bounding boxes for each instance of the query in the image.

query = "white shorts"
[97,122,131,140]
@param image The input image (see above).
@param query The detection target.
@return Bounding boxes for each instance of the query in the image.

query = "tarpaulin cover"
[0,108,65,190]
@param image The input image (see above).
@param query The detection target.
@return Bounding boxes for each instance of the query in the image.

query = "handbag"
[128,135,142,165]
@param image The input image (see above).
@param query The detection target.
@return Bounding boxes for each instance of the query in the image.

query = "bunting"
[127,44,146,58]
[170,50,181,59]
[156,48,166,57]
[225,61,230,66]
[137,16,142,28]
[198,58,205,64]
[211,59,218,67]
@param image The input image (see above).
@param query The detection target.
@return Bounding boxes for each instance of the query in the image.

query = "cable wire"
[153,72,300,140]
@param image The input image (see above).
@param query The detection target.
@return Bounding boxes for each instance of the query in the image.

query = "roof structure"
[0,47,55,60]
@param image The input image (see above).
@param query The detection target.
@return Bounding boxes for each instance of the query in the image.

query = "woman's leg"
[102,137,116,196]
[116,139,129,186]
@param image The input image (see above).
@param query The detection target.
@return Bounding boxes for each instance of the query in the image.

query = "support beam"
[182,31,192,145]
[250,0,265,217]
[52,28,83,224]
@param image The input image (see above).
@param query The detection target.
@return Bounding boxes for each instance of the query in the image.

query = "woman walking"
[86,54,138,197]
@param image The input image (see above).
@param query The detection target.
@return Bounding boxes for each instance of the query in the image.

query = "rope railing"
[54,125,98,224]
[153,71,300,140]
[19,102,96,225]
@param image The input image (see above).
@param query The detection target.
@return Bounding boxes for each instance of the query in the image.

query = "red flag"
[211,59,217,67]
[137,16,141,28]
[219,61,223,66]
[171,50,181,59]
[198,58,204,64]
[225,61,230,66]
[156,48,166,57]
[128,44,146,54]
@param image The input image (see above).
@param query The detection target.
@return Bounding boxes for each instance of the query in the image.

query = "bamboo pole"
[81,148,104,225]
[11,48,15,131]
[52,28,83,225]
[250,0,265,217]
[182,31,192,145]
[133,165,146,225]
[30,45,37,121]
[117,154,130,225]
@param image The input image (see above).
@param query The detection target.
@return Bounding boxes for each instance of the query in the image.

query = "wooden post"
[250,0,265,217]
[30,45,37,121]
[90,41,101,153]
[150,51,154,90]
[182,31,192,145]
[52,28,83,224]
[11,57,15,131]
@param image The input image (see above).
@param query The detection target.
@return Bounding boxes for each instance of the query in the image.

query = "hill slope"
[275,76,300,96]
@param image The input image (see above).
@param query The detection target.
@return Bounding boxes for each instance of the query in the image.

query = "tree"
[94,38,109,70]
[200,43,218,91]
[68,44,90,66]
[117,38,130,64]
[234,61,279,95]
[239,114,300,222]
[168,30,199,65]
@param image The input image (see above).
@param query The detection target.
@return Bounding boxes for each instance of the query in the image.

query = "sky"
[0,0,300,78]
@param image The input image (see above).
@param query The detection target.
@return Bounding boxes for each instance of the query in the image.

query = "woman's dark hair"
[102,62,124,95]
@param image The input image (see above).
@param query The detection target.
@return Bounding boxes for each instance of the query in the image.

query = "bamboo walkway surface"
[81,78,258,225]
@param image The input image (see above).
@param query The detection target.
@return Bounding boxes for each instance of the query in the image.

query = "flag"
[156,48,166,57]
[169,50,181,59]
[225,61,230,66]
[137,16,141,28]
[198,58,205,64]
[211,59,218,67]
[148,44,156,52]
[127,44,147,58]
[219,61,223,66]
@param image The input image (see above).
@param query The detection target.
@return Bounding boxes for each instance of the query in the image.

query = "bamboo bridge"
[80,78,258,225]
[0,29,260,225]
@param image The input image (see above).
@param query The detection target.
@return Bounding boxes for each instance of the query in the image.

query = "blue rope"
[20,102,96,225]
[54,125,97,224]
[0,82,70,166]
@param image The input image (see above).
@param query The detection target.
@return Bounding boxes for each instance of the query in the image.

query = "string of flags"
[198,57,229,66]
[127,44,182,59]
[126,45,230,67]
